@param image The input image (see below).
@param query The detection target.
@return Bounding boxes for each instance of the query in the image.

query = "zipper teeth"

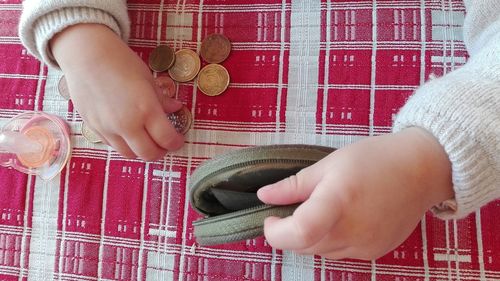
[193,204,273,225]
[191,158,317,193]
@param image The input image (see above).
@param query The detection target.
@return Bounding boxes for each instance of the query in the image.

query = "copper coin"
[149,45,176,72]
[168,49,201,82]
[81,122,102,144]
[17,126,56,168]
[167,106,192,135]
[200,34,231,64]
[58,75,70,100]
[155,76,177,98]
[197,64,230,96]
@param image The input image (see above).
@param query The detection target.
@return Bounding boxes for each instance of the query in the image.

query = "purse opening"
[191,162,306,216]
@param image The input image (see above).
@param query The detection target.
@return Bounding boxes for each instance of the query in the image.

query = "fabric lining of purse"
[192,162,306,216]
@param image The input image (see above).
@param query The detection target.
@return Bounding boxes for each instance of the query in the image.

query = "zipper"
[190,158,318,197]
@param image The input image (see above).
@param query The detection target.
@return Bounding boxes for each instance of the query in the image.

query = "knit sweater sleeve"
[18,0,129,69]
[393,0,500,219]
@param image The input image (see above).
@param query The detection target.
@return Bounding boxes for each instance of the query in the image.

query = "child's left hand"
[257,127,454,260]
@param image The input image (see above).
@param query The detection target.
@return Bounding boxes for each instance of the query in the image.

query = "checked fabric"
[0,0,499,280]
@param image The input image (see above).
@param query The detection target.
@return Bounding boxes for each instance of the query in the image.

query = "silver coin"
[81,122,102,144]
[58,75,70,100]
[167,106,192,134]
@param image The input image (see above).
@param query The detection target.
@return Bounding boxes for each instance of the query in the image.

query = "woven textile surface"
[0,0,499,280]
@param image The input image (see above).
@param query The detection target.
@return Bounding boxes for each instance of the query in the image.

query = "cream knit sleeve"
[393,0,500,219]
[19,0,129,69]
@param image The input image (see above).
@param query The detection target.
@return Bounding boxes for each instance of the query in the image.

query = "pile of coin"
[147,33,232,135]
[149,34,231,95]
[198,34,231,96]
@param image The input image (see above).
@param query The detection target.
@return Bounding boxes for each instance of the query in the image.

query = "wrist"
[50,23,123,73]
[399,127,454,209]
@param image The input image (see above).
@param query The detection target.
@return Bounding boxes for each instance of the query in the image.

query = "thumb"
[263,179,342,250]
[257,161,324,205]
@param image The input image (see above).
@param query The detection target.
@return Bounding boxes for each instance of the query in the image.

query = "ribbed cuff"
[393,59,500,219]
[32,7,122,69]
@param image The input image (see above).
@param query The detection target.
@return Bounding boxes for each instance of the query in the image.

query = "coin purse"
[189,144,335,246]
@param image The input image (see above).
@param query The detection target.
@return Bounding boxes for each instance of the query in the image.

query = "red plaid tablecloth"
[1,0,499,280]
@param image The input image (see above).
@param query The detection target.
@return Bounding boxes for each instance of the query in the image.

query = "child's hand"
[257,128,454,260]
[51,24,184,161]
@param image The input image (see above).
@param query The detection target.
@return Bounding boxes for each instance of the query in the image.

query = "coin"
[58,75,70,100]
[197,64,230,96]
[81,122,102,144]
[200,34,231,64]
[168,49,201,82]
[155,76,177,98]
[149,45,176,72]
[167,106,192,135]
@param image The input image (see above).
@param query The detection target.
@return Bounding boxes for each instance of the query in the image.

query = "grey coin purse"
[189,144,335,246]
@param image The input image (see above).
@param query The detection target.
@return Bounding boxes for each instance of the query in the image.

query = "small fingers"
[295,230,347,256]
[105,134,136,159]
[145,114,185,151]
[320,247,381,261]
[318,247,355,261]
[257,162,325,205]
[264,186,341,250]
[124,129,167,161]
[82,122,135,157]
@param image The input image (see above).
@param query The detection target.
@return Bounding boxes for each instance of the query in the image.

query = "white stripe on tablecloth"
[320,0,332,146]
[421,215,430,281]
[453,219,460,280]
[96,148,112,279]
[56,138,71,281]
[138,163,152,280]
[285,0,321,145]
[283,252,315,281]
[27,171,61,280]
[419,0,427,84]
[282,0,321,279]
[271,248,278,281]
[274,0,288,142]
[445,220,452,279]
[126,2,460,13]
[370,2,378,278]
[148,154,175,278]
[368,0,377,138]
[476,211,486,281]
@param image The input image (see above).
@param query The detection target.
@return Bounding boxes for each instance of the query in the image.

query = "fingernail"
[171,99,183,107]
[259,184,274,193]
[264,216,279,226]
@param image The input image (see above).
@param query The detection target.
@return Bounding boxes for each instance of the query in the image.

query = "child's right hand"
[51,24,184,161]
